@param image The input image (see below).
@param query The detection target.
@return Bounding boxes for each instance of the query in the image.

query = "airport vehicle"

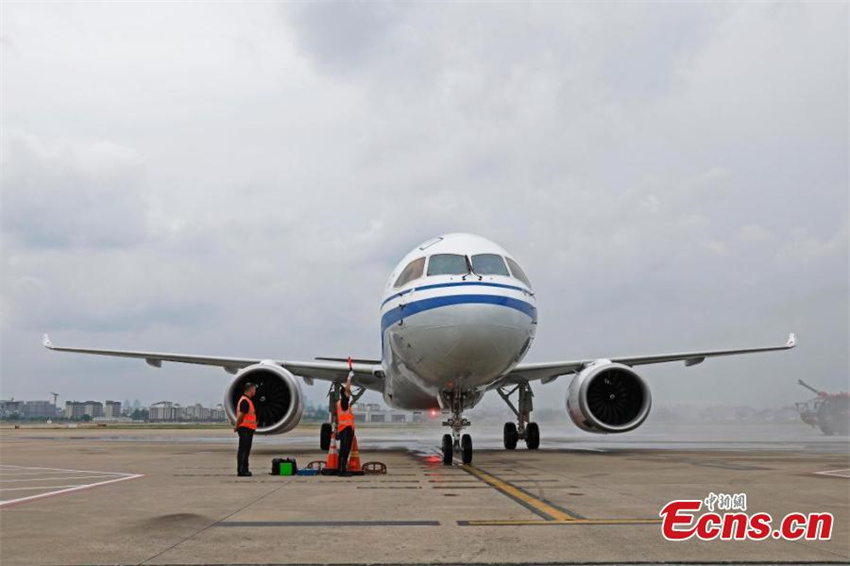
[795,379,850,436]
[43,233,796,464]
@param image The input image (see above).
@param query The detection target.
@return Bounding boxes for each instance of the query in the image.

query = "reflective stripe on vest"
[337,400,354,431]
[239,395,257,430]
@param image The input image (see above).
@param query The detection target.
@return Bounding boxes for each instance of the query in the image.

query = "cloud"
[779,222,848,263]
[283,1,413,74]
[1,131,148,249]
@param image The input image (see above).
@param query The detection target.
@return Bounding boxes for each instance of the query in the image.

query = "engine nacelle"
[567,360,651,433]
[225,363,304,434]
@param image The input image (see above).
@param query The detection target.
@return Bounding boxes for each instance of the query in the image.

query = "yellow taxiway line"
[460,518,662,526]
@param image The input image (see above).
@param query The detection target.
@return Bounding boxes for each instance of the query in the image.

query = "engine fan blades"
[253,375,292,428]
[586,369,643,426]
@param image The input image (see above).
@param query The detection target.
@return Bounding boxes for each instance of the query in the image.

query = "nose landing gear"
[441,391,473,465]
[498,381,540,450]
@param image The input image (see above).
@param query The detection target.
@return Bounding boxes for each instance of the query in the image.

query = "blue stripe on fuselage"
[381,281,530,307]
[380,294,537,334]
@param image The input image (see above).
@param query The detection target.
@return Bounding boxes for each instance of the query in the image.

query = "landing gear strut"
[498,381,540,450]
[441,391,473,465]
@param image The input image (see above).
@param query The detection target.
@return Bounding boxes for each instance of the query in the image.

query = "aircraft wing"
[496,333,797,387]
[42,334,384,391]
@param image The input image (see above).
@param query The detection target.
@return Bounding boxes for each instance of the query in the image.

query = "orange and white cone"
[325,432,339,471]
[348,435,363,474]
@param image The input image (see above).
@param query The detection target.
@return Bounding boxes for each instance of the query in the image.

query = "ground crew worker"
[234,382,257,476]
[336,372,356,477]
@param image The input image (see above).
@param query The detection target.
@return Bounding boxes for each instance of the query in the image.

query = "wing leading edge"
[499,333,796,386]
[42,334,383,391]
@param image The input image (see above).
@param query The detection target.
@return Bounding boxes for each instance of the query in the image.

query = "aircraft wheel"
[461,434,473,464]
[503,422,518,450]
[526,422,540,450]
[442,434,453,465]
[320,423,332,451]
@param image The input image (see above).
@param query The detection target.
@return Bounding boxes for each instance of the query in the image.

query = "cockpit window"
[394,257,425,288]
[506,258,532,287]
[427,254,468,276]
[471,254,509,276]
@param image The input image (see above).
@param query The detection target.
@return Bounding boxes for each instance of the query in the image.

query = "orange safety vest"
[337,399,355,432]
[238,395,257,430]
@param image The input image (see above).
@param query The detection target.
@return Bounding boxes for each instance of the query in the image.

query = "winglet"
[42,334,54,349]
[787,333,797,348]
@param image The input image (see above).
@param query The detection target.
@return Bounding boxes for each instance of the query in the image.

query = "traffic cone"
[348,435,364,475]
[325,432,339,473]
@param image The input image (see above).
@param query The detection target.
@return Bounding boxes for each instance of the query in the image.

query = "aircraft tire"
[503,422,518,449]
[442,434,453,465]
[461,434,473,465]
[526,422,540,450]
[320,423,332,451]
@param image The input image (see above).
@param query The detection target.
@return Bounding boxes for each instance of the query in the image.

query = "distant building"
[149,401,180,421]
[22,401,56,418]
[65,401,85,419]
[148,401,226,422]
[104,401,122,418]
[0,400,58,419]
[182,403,209,421]
[210,404,226,422]
[65,401,103,419]
[0,400,23,418]
[352,402,410,424]
[83,401,104,418]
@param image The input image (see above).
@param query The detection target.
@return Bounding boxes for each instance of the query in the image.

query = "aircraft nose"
[399,302,535,388]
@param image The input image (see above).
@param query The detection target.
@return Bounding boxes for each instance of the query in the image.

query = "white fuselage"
[379,234,537,411]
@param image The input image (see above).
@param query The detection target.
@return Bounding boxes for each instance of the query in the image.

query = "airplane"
[43,233,796,465]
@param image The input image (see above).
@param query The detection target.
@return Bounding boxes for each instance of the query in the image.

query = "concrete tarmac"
[0,423,848,565]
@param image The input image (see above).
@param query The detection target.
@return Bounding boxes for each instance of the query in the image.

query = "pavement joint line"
[139,477,295,565]
[460,464,585,521]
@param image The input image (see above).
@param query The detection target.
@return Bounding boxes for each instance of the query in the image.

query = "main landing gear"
[498,381,540,450]
[441,391,473,465]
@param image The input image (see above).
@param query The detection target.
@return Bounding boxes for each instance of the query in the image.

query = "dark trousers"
[237,427,254,474]
[337,427,354,472]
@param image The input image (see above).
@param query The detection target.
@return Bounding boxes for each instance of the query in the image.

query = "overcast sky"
[1,2,847,412]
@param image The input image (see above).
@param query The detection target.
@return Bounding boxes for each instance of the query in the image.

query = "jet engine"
[566,360,651,433]
[225,363,304,434]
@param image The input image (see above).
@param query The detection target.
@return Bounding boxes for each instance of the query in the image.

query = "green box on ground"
[271,457,297,476]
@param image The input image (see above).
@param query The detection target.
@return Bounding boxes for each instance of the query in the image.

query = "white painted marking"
[0,471,92,476]
[0,464,131,475]
[1,475,127,483]
[1,484,89,492]
[0,465,143,507]
[814,468,850,478]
